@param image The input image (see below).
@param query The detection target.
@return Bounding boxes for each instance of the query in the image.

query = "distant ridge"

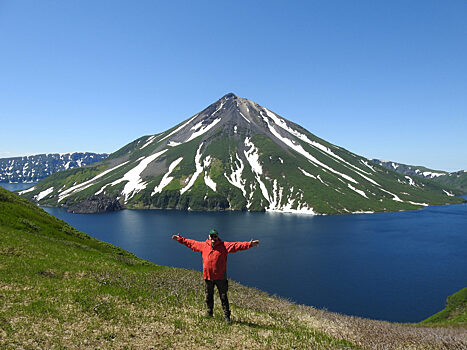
[0,152,108,183]
[372,159,467,194]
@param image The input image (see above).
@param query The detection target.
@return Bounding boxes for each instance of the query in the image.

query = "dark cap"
[208,229,218,237]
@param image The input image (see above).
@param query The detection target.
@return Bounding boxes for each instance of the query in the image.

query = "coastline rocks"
[67,196,123,213]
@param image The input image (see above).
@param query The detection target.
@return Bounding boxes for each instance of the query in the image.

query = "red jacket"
[176,236,252,280]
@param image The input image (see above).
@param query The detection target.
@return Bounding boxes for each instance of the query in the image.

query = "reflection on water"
[43,197,467,323]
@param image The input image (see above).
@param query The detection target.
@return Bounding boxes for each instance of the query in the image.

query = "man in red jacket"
[172,229,260,324]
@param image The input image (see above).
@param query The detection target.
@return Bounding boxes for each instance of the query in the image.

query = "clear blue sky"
[1,1,466,171]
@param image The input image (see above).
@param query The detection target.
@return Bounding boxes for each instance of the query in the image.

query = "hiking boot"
[204,311,213,318]
[224,315,231,324]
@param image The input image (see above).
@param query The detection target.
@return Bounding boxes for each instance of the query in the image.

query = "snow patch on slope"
[59,161,130,202]
[152,157,183,195]
[244,137,270,204]
[203,155,217,192]
[180,144,204,195]
[185,118,222,143]
[159,114,199,143]
[405,176,416,186]
[264,108,373,177]
[268,179,283,210]
[443,190,455,197]
[267,188,315,214]
[114,150,168,202]
[407,201,428,206]
[360,160,376,172]
[379,188,403,202]
[204,175,217,192]
[19,186,36,194]
[35,187,54,201]
[238,110,250,123]
[141,135,157,149]
[224,153,246,197]
[212,101,225,115]
[299,167,316,179]
[243,139,316,214]
[260,111,359,184]
[317,175,328,186]
[348,184,368,198]
[422,171,446,178]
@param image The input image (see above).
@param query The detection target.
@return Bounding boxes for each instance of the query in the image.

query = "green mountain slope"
[429,171,467,194]
[372,159,467,194]
[20,94,465,214]
[1,187,466,349]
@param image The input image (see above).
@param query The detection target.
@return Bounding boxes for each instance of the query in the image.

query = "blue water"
[42,198,467,323]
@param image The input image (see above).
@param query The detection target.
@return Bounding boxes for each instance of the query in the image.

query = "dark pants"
[204,279,230,317]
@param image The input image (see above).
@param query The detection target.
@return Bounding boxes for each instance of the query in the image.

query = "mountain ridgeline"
[0,152,108,183]
[371,159,467,195]
[21,93,465,214]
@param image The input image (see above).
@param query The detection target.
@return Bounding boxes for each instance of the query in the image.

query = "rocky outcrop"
[67,196,123,214]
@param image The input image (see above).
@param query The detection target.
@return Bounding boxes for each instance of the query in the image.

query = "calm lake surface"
[39,197,467,323]
[0,182,37,191]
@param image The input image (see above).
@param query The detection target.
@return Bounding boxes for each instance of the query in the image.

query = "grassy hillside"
[1,187,466,349]
[432,171,467,194]
[422,288,467,325]
[371,159,467,195]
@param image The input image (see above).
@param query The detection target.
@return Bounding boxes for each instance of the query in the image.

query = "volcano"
[21,93,463,214]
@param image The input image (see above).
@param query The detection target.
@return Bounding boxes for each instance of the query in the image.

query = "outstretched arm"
[250,240,260,247]
[172,234,204,252]
[225,239,260,253]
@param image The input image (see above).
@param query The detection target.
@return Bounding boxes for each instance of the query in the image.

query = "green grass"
[432,171,467,194]
[421,287,467,325]
[1,186,466,349]
[0,186,359,349]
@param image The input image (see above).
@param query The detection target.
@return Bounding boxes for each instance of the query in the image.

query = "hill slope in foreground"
[1,187,466,349]
[422,287,467,326]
